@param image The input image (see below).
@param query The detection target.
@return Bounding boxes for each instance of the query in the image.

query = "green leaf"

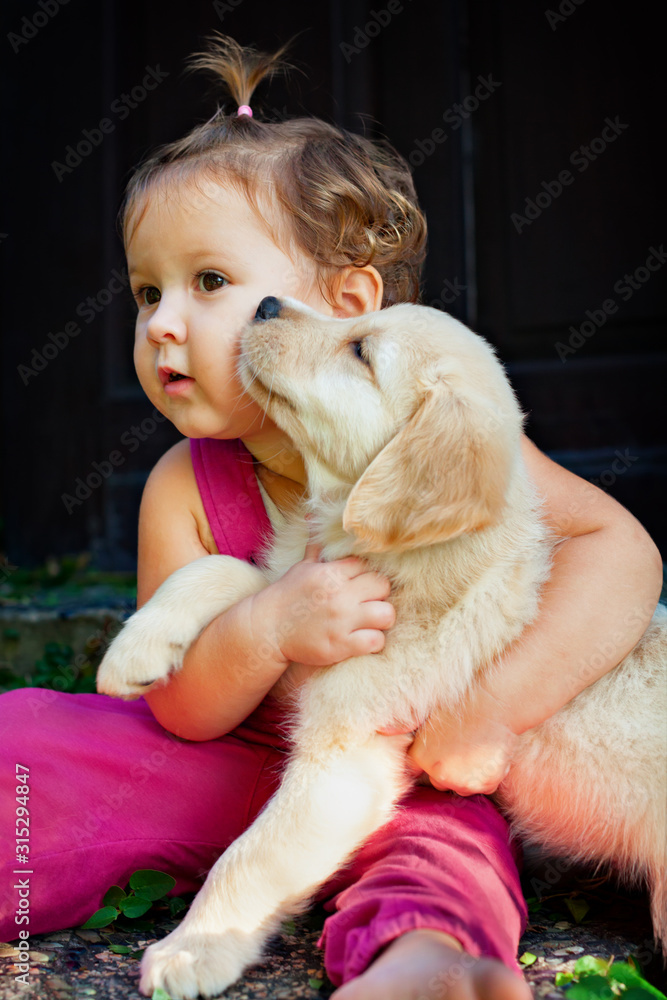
[621,991,667,1000]
[565,974,616,1000]
[80,906,119,929]
[309,979,323,990]
[118,897,152,918]
[282,919,297,935]
[608,963,647,988]
[526,897,543,912]
[151,990,172,1000]
[556,973,575,987]
[168,897,188,917]
[129,870,176,901]
[108,945,132,955]
[102,885,127,908]
[608,965,667,1000]
[574,956,611,977]
[519,952,538,966]
[133,886,165,902]
[565,897,590,924]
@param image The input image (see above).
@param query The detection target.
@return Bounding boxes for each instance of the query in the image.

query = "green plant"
[0,552,136,601]
[81,869,188,935]
[0,641,99,694]
[555,955,666,1000]
[524,891,591,924]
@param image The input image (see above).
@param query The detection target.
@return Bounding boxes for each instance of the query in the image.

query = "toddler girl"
[0,36,661,1000]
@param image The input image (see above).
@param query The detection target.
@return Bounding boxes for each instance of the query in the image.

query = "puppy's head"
[239,297,524,552]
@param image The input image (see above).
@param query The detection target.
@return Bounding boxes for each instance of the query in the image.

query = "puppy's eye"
[350,340,371,367]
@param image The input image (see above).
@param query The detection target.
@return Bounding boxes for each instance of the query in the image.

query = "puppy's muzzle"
[254,296,282,321]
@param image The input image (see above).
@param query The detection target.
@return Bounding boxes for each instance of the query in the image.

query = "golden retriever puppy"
[97,299,667,1000]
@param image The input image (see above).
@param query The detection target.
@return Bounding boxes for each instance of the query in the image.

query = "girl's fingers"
[358,599,395,630]
[377,722,417,736]
[348,628,386,655]
[303,539,323,562]
[350,569,393,598]
[303,521,323,562]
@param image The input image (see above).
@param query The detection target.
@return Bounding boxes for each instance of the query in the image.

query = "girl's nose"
[146,299,187,345]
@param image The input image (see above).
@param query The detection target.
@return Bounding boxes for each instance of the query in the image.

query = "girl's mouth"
[159,366,195,395]
[164,375,194,396]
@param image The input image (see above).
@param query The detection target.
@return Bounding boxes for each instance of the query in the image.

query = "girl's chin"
[146,392,280,442]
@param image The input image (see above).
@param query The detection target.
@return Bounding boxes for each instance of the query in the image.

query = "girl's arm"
[135,439,285,741]
[407,435,664,794]
[137,440,394,742]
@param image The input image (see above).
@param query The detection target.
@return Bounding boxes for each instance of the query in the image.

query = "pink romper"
[0,437,527,984]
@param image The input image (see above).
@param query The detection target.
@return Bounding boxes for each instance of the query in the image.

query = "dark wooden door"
[2,0,664,569]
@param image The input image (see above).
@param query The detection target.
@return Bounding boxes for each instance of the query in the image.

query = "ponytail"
[121,35,427,308]
[186,33,294,117]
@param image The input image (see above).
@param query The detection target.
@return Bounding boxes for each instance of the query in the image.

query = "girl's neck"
[242,436,307,515]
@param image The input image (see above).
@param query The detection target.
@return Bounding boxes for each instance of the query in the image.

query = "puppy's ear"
[343,380,515,552]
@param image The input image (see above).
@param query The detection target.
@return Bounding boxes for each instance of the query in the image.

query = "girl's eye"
[133,286,160,306]
[197,271,228,292]
[350,340,371,367]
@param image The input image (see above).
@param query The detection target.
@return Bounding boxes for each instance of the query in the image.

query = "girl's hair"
[121,35,427,308]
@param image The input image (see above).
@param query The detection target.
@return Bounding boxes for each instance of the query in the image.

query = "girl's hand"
[379,688,521,795]
[253,533,396,669]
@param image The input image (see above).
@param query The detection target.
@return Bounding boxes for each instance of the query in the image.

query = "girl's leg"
[316,784,529,994]
[0,688,284,941]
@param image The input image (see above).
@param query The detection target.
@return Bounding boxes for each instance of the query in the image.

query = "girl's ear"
[342,380,515,553]
[331,265,384,317]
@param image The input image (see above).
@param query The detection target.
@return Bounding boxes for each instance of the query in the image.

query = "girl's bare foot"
[330,928,533,1000]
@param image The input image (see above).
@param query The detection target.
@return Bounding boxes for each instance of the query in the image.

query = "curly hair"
[121,34,428,308]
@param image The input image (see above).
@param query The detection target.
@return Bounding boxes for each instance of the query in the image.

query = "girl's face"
[127,179,336,444]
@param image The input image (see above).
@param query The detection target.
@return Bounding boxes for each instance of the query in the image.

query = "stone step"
[0,593,134,678]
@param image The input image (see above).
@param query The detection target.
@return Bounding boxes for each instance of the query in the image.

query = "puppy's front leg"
[138,731,412,1000]
[97,555,267,699]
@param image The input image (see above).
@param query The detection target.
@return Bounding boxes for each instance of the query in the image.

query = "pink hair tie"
[237,105,253,117]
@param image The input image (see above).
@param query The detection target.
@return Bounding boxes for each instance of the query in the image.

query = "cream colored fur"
[97,300,667,1000]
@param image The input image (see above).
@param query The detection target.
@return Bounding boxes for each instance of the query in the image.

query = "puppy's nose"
[254,296,282,321]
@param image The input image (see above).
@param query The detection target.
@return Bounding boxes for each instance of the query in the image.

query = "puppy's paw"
[139,926,262,999]
[96,606,191,699]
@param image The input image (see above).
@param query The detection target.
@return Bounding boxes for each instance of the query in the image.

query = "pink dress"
[0,437,527,984]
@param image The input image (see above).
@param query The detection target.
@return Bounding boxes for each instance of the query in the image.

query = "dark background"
[1,0,665,570]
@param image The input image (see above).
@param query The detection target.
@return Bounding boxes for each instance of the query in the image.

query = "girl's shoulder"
[141,438,219,558]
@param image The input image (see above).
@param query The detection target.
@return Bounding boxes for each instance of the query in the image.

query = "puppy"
[97,298,667,1000]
